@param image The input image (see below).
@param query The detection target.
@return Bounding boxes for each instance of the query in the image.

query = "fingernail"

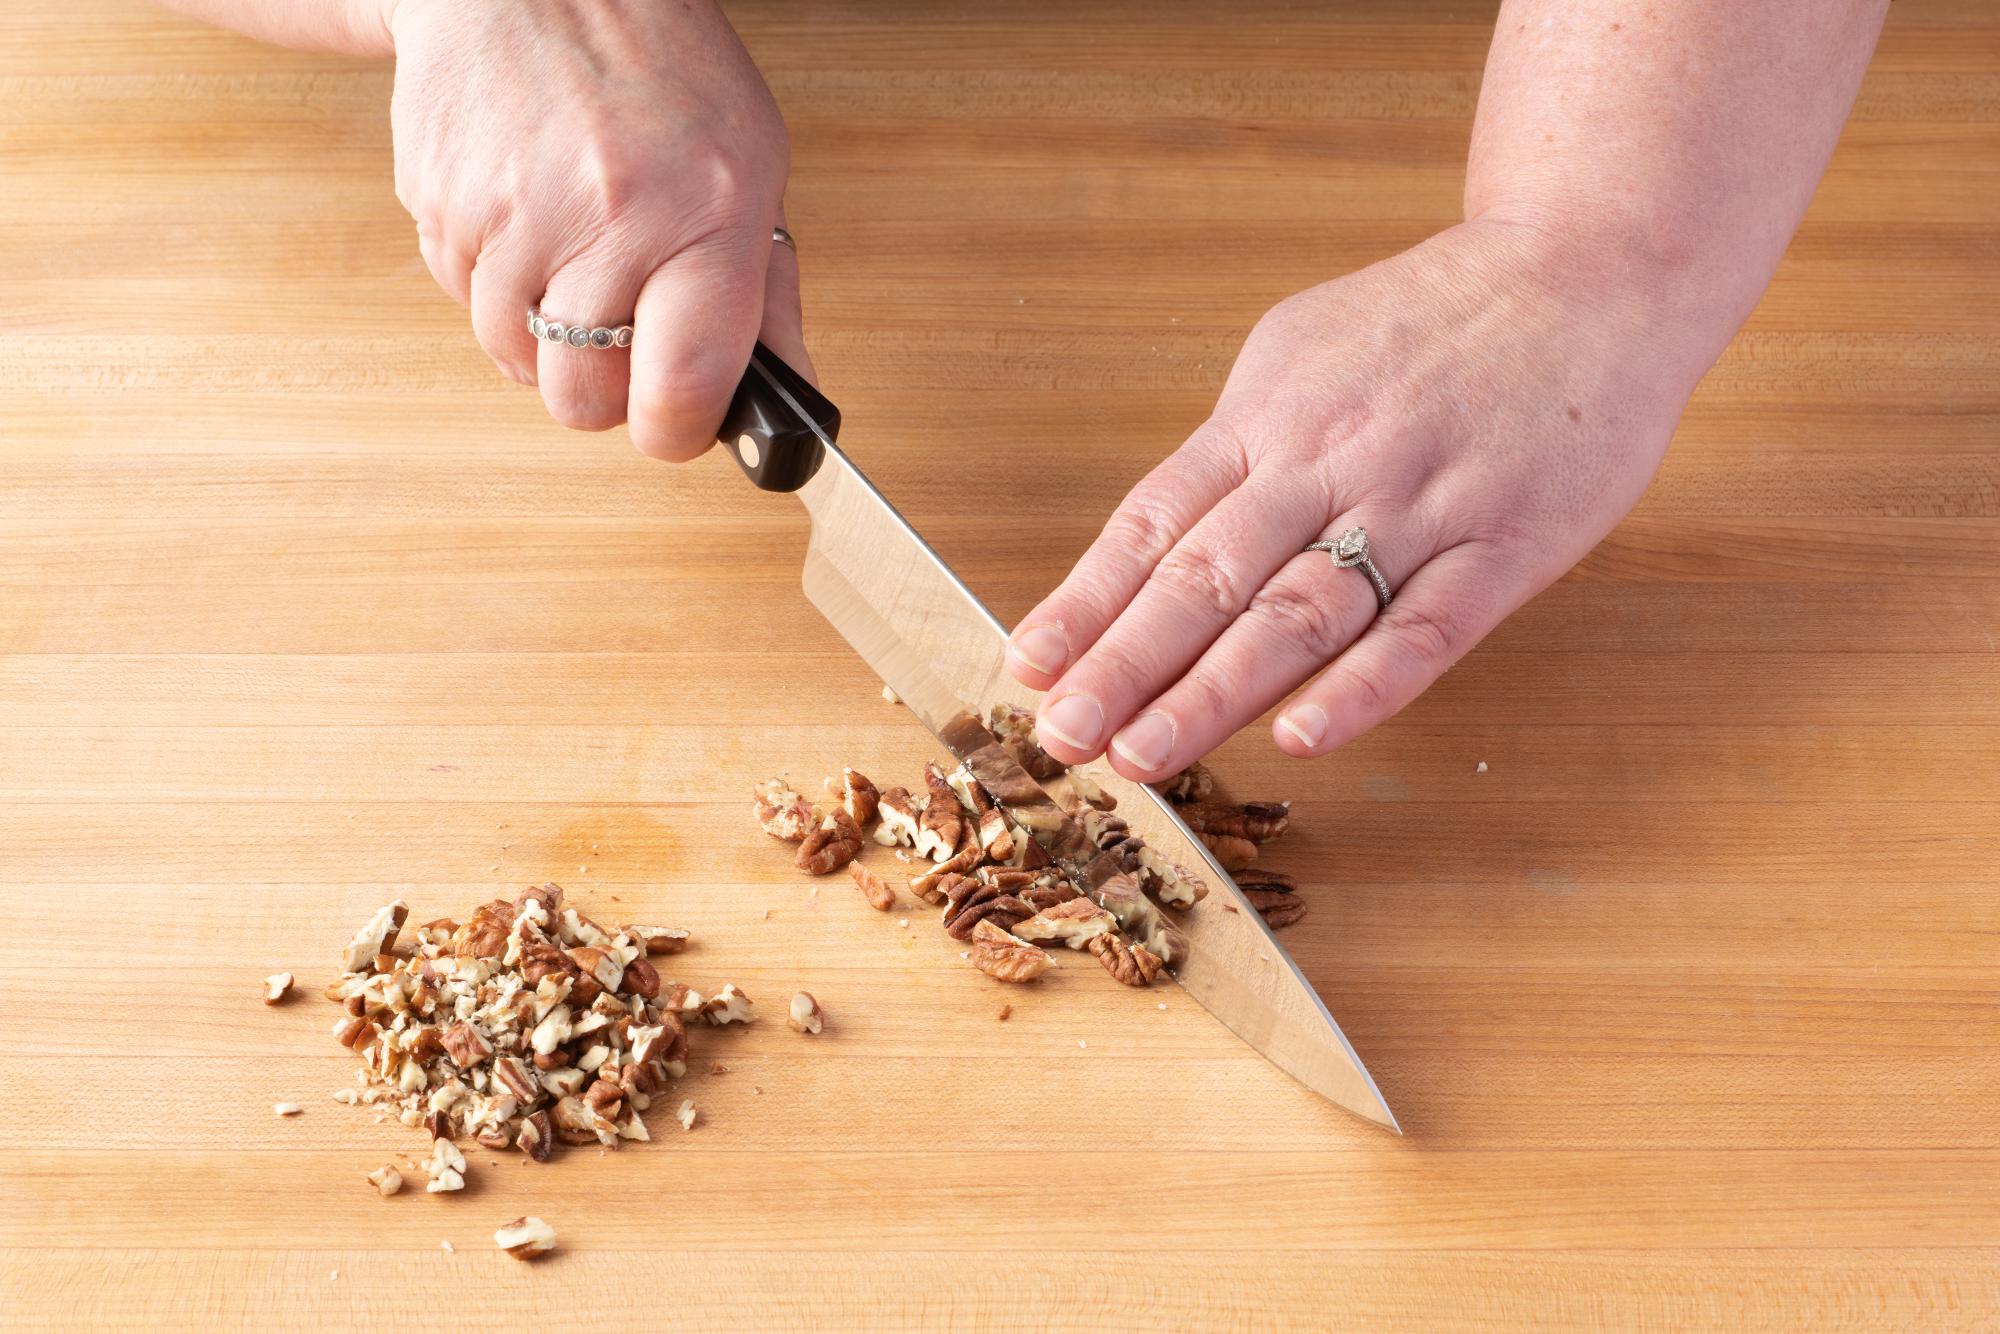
[1040,694,1104,753]
[1278,705,1329,750]
[1111,712,1177,772]
[1009,624,1069,676]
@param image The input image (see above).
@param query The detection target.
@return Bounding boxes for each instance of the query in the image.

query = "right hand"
[384,0,806,458]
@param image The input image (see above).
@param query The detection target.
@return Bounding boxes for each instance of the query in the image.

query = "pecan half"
[1177,801,1290,843]
[966,919,1051,983]
[848,861,896,911]
[797,809,865,875]
[1198,831,1258,871]
[1087,931,1167,986]
[1237,870,1307,928]
[753,777,818,842]
[941,875,1034,941]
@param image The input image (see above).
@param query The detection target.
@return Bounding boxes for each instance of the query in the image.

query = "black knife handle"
[716,342,840,493]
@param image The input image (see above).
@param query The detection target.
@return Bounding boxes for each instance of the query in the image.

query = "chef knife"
[715,343,1398,1132]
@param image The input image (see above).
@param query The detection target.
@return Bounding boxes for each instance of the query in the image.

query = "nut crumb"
[440,1239,453,1253]
[882,684,900,705]
[262,971,294,1005]
[273,1102,303,1117]
[1157,1002,1168,1011]
[753,1085,762,1095]
[1475,760,1489,774]
[329,1270,337,1282]
[997,1004,1012,1022]
[366,1165,403,1197]
[676,1099,697,1131]
[897,918,909,928]
[709,1061,728,1075]
[1077,1039,1087,1049]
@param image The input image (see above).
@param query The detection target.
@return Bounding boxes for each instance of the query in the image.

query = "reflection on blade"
[792,445,1397,1131]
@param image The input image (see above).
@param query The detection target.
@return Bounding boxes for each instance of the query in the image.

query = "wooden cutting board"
[2,0,1996,1326]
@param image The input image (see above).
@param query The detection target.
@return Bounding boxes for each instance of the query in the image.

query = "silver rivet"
[613,326,634,348]
[544,322,567,344]
[589,327,614,350]
[736,434,761,469]
[565,326,588,348]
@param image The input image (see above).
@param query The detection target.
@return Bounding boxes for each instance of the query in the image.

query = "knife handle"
[716,342,841,493]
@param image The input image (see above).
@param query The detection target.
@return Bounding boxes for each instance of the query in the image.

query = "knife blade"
[717,344,1397,1132]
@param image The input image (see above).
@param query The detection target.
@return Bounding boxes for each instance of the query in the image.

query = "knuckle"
[1075,638,1156,701]
[1107,498,1182,567]
[1245,580,1348,659]
[1166,669,1230,729]
[541,382,623,434]
[1338,657,1400,720]
[1382,598,1467,668]
[1151,545,1248,621]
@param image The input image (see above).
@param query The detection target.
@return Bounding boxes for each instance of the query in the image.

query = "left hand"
[1005,218,1710,779]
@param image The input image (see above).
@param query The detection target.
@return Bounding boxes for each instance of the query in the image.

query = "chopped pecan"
[1159,762,1215,805]
[515,882,564,933]
[630,924,690,955]
[584,1076,624,1118]
[262,971,294,1005]
[910,825,984,904]
[517,1109,554,1160]
[1178,801,1290,843]
[916,763,964,861]
[1018,882,1082,912]
[947,765,1017,861]
[621,956,661,999]
[753,777,818,842]
[440,1021,493,1069]
[838,767,880,827]
[787,991,824,1034]
[341,901,409,973]
[567,945,626,992]
[365,1165,403,1197]
[451,899,514,960]
[701,983,755,1026]
[874,785,923,849]
[493,1056,539,1104]
[552,1094,619,1148]
[848,861,896,911]
[475,1124,513,1150]
[1087,931,1167,986]
[966,919,1051,983]
[797,809,865,875]
[988,703,1068,780]
[1198,832,1258,871]
[1010,896,1115,949]
[941,875,1034,941]
[494,1215,557,1260]
[1092,871,1188,965]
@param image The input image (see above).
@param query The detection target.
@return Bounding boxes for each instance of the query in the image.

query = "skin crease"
[163,0,1890,772]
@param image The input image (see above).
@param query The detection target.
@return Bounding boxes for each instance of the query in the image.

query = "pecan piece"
[1178,801,1291,843]
[966,919,1052,983]
[947,765,1017,861]
[910,825,984,904]
[494,1215,557,1260]
[1018,882,1082,912]
[837,767,880,827]
[988,702,1068,781]
[941,875,1034,941]
[1159,762,1215,805]
[753,777,818,842]
[621,956,661,999]
[874,785,923,849]
[552,1094,619,1147]
[916,762,965,861]
[630,924,690,955]
[796,808,864,875]
[514,882,564,933]
[517,1109,554,1161]
[848,861,896,911]
[787,991,824,1035]
[440,1020,493,1069]
[1087,931,1167,986]
[341,901,409,973]
[1009,896,1115,949]
[451,899,514,960]
[262,971,293,1005]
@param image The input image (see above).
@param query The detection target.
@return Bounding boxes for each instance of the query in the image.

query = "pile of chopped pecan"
[313,884,748,1192]
[750,707,1309,995]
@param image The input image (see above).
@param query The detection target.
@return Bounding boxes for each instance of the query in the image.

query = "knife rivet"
[736,434,761,469]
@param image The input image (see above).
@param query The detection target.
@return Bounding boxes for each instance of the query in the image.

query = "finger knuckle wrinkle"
[1111,500,1182,567]
[1153,546,1247,621]
[1384,600,1464,667]
[1247,582,1344,657]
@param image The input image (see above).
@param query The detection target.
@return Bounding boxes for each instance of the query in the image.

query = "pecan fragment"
[838,767,881,827]
[262,971,294,1005]
[1159,762,1215,804]
[440,1021,493,1069]
[1009,896,1116,949]
[753,778,818,842]
[796,809,864,875]
[910,824,985,904]
[966,919,1051,983]
[494,1215,557,1260]
[916,762,964,861]
[787,991,824,1034]
[342,901,409,973]
[621,956,661,999]
[1087,932,1167,986]
[630,925,690,955]
[848,861,896,911]
[517,1109,554,1161]
[874,786,922,849]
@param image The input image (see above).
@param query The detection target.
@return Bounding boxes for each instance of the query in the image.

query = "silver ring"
[771,226,796,252]
[526,307,634,350]
[1304,526,1392,610]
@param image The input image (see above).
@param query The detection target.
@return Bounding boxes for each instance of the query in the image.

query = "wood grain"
[2,0,1996,1328]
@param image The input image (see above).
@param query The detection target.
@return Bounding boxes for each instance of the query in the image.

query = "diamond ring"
[526,307,634,350]
[1304,526,1392,610]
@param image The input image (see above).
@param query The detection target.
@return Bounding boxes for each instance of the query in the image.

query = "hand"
[1006,219,1711,778]
[385,0,804,456]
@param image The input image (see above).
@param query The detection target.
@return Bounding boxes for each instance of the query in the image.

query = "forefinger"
[1005,425,1249,689]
